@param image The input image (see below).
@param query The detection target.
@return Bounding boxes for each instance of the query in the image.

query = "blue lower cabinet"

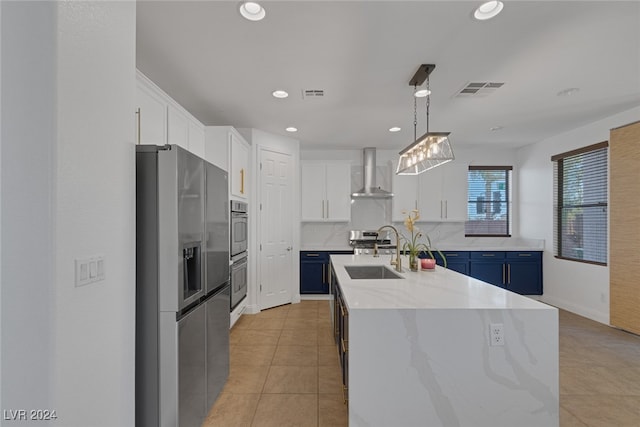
[300,252,329,294]
[435,251,469,275]
[506,251,542,295]
[467,251,543,295]
[300,251,353,294]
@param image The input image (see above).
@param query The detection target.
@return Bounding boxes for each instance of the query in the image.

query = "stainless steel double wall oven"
[230,200,248,310]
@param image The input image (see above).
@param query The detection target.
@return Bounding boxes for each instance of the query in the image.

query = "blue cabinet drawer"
[506,251,541,261]
[470,251,505,259]
[440,251,469,259]
[300,251,329,262]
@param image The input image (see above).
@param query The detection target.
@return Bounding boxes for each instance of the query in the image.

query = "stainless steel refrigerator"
[136,145,230,427]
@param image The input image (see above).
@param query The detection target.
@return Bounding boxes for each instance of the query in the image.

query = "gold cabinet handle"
[326,200,330,218]
[240,168,245,194]
[136,108,141,144]
[322,263,326,283]
[482,253,495,257]
[341,338,348,353]
[507,264,511,284]
[502,264,506,284]
[322,200,325,219]
[306,253,320,257]
[342,385,349,404]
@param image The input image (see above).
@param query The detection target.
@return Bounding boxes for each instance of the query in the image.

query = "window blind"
[465,166,512,236]
[552,142,608,265]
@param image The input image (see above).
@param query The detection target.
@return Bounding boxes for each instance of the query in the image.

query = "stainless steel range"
[349,230,397,255]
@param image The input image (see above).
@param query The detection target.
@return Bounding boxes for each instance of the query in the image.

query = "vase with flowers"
[400,210,447,272]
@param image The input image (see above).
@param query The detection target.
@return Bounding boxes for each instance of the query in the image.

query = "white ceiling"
[136,0,640,150]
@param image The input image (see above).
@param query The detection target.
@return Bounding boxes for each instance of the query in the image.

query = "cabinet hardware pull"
[446,253,458,257]
[507,264,511,284]
[482,254,495,257]
[136,108,141,145]
[322,264,326,283]
[502,264,506,284]
[240,169,245,194]
[322,200,325,219]
[440,200,443,218]
[518,253,531,257]
[341,338,348,353]
[342,385,349,404]
[326,200,329,218]
[306,253,320,257]
[445,200,448,218]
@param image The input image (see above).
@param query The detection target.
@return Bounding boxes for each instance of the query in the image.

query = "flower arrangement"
[400,210,447,271]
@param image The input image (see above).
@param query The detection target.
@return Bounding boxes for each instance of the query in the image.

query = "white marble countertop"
[330,254,553,311]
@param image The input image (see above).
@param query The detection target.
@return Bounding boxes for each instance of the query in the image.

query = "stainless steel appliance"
[230,200,248,257]
[349,230,397,255]
[136,145,230,427]
[230,201,248,310]
[230,252,248,310]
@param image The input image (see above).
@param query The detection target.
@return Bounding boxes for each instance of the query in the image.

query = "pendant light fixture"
[396,64,455,175]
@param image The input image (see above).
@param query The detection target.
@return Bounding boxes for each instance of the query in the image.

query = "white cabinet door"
[230,131,249,199]
[392,174,419,222]
[418,167,445,221]
[188,120,205,159]
[301,162,326,221]
[136,84,167,145]
[441,163,468,222]
[325,162,351,221]
[167,104,189,150]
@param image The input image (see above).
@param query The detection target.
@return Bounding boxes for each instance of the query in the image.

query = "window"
[465,166,512,236]
[552,142,608,265]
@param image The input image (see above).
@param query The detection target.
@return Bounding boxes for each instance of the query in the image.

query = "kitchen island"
[330,254,558,427]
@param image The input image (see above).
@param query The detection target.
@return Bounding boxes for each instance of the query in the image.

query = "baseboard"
[541,294,610,325]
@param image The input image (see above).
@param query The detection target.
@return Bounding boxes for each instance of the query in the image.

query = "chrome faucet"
[376,225,402,272]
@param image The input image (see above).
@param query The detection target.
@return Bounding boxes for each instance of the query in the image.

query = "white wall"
[517,106,640,324]
[1,1,57,419]
[54,2,136,425]
[1,1,136,426]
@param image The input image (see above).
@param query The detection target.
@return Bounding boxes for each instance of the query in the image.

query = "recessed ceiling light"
[389,127,402,132]
[474,1,504,21]
[239,2,266,21]
[272,90,289,99]
[285,127,298,132]
[414,89,431,98]
[557,87,580,97]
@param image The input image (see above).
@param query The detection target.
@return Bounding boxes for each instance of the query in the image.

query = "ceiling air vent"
[302,89,324,99]
[454,82,504,98]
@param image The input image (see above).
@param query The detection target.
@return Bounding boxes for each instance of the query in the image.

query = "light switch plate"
[75,255,105,287]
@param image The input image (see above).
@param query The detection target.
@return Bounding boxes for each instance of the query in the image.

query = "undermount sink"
[344,265,404,280]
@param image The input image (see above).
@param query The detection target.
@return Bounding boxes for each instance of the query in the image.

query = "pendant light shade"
[396,132,454,175]
[396,64,454,175]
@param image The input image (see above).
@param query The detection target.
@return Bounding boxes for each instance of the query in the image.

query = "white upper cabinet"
[301,161,351,222]
[392,162,468,222]
[136,70,206,159]
[229,130,250,200]
[391,173,420,222]
[136,80,167,145]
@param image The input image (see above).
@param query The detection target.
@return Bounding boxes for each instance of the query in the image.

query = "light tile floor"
[203,300,640,427]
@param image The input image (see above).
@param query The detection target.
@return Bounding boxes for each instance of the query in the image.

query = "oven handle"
[232,256,248,269]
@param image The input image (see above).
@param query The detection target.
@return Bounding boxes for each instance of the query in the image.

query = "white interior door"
[259,149,293,310]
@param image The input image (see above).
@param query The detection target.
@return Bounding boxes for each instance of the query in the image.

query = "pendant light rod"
[408,64,436,87]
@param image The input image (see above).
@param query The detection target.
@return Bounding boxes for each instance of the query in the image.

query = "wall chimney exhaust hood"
[351,148,394,199]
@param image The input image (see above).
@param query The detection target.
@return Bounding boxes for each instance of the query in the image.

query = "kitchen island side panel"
[349,308,559,427]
